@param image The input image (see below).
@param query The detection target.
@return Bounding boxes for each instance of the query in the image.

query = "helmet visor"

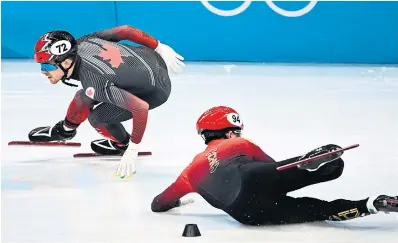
[40,63,58,72]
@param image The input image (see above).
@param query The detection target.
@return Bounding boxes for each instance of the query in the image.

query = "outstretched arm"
[81,25,185,75]
[151,171,193,212]
[86,25,159,49]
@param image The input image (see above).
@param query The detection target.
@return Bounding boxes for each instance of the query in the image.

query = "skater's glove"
[155,41,185,74]
[116,141,139,179]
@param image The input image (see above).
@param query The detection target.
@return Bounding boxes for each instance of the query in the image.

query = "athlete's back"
[75,32,168,94]
[187,137,275,209]
[151,137,275,212]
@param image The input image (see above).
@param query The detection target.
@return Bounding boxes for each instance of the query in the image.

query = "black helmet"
[34,30,79,87]
[34,30,77,63]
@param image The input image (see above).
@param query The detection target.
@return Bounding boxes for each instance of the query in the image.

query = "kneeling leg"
[88,103,132,154]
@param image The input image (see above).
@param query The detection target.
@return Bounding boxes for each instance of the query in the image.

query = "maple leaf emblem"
[85,87,95,99]
[99,44,127,68]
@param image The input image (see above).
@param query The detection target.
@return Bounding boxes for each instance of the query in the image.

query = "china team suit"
[151,137,373,226]
[63,26,172,146]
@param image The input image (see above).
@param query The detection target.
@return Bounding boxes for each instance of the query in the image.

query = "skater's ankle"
[62,119,78,132]
[117,135,131,147]
[366,195,379,214]
[63,124,75,132]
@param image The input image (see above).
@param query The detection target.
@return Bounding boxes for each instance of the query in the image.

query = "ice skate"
[28,120,76,142]
[367,195,398,214]
[90,138,128,155]
[297,144,343,171]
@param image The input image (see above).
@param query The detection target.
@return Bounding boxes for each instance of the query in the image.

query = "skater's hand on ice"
[155,41,184,74]
[170,199,195,210]
[116,142,139,179]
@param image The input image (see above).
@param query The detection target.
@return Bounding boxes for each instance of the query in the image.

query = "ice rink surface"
[1,60,398,243]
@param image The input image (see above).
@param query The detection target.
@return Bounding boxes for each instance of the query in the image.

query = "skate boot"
[367,195,398,214]
[297,144,343,171]
[90,138,128,155]
[28,120,77,142]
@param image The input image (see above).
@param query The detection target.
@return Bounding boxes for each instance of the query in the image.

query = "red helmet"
[196,106,244,135]
[34,30,77,63]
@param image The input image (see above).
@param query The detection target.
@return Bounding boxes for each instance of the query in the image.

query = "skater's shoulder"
[240,137,262,146]
[196,138,255,156]
[226,137,259,147]
[228,137,267,154]
[202,137,257,149]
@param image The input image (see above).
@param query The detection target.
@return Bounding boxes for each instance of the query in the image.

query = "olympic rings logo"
[201,1,317,17]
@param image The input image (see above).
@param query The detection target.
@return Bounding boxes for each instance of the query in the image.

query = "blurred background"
[2,0,398,64]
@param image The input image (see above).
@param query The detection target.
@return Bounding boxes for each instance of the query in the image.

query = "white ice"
[1,60,398,243]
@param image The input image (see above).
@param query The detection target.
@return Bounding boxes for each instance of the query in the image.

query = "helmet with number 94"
[34,30,77,64]
[196,106,244,135]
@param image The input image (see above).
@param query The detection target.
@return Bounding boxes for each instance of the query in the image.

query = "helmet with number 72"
[34,30,77,64]
[196,106,244,135]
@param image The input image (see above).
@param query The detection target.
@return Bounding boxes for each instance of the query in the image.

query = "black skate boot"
[297,144,343,171]
[28,120,76,142]
[367,195,398,214]
[90,138,128,155]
